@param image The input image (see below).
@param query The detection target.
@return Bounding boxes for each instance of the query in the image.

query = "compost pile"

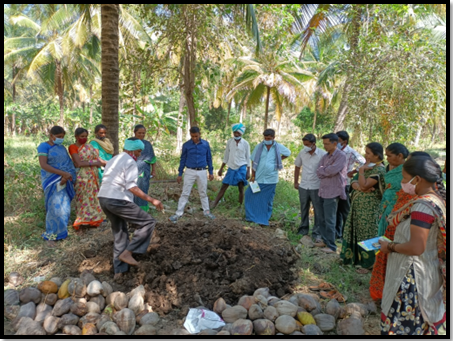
[119,219,300,313]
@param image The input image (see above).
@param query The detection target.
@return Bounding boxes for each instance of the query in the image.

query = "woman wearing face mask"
[370,151,439,304]
[340,142,386,274]
[69,128,105,235]
[379,154,446,335]
[89,124,114,183]
[37,126,77,247]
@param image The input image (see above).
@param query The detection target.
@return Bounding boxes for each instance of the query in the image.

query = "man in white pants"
[169,127,215,222]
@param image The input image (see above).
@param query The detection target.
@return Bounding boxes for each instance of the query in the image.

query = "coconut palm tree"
[228,51,314,130]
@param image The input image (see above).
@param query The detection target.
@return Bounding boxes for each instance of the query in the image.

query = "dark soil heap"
[112,219,299,314]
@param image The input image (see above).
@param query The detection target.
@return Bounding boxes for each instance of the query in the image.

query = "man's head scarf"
[124,139,145,151]
[232,123,246,135]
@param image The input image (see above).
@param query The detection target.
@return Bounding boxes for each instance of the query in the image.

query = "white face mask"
[303,145,314,153]
[337,143,343,149]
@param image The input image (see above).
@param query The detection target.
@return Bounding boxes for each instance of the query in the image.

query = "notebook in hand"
[358,236,392,252]
[249,181,261,193]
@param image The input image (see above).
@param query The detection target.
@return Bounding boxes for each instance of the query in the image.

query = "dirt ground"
[4,213,382,335]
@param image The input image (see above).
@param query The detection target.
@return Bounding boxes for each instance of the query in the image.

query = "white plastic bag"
[183,308,225,334]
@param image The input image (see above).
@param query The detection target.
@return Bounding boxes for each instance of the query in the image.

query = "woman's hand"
[60,178,68,185]
[360,162,374,171]
[379,239,391,254]
[217,169,223,177]
[61,172,72,181]
[151,170,157,178]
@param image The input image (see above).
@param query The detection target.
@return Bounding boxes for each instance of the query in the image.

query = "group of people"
[37,122,446,335]
[292,131,446,335]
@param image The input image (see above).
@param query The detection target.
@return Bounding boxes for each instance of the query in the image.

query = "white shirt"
[98,152,138,202]
[341,145,366,185]
[294,146,327,190]
[223,138,251,170]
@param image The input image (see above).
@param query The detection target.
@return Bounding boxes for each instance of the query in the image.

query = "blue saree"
[37,142,76,240]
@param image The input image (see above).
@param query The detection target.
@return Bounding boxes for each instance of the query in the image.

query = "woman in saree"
[370,151,438,302]
[69,128,105,234]
[377,143,410,236]
[379,155,446,335]
[340,142,386,274]
[37,126,77,247]
[89,124,114,182]
[133,125,157,211]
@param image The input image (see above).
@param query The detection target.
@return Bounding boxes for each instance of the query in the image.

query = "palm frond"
[10,15,41,33]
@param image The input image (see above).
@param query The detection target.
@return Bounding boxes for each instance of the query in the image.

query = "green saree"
[377,164,403,236]
[340,165,386,269]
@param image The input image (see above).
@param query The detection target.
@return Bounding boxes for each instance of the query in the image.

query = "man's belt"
[187,167,206,170]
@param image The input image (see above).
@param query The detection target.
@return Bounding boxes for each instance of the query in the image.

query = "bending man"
[98,137,163,280]
[212,123,251,209]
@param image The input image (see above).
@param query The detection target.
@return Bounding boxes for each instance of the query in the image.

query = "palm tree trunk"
[333,5,363,132]
[312,110,317,132]
[101,4,120,154]
[264,86,271,130]
[225,100,232,129]
[89,85,93,124]
[176,82,186,153]
[183,5,197,127]
[55,60,65,127]
[11,66,16,136]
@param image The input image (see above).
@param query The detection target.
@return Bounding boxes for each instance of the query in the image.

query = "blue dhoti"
[245,183,277,226]
[223,165,248,186]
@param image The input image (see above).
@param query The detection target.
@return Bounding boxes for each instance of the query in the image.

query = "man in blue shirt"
[170,127,215,222]
[245,129,291,225]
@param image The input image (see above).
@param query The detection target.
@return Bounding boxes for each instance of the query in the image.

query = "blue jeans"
[320,196,339,251]
[297,187,323,240]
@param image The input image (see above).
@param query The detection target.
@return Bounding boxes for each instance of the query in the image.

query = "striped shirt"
[316,148,347,200]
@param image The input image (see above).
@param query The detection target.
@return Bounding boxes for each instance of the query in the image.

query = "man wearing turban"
[98,137,164,280]
[212,123,251,209]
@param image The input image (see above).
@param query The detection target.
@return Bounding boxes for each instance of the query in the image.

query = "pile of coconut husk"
[5,270,376,336]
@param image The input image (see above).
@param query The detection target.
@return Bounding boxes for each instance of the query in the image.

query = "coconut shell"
[231,319,253,335]
[253,319,275,335]
[101,281,113,298]
[57,313,79,329]
[86,301,101,314]
[87,280,103,297]
[34,303,52,323]
[128,293,144,315]
[139,312,160,326]
[82,323,98,335]
[248,304,264,320]
[99,321,120,335]
[267,296,281,306]
[58,279,72,299]
[115,308,136,335]
[8,272,24,287]
[52,298,74,316]
[253,287,270,298]
[274,301,298,318]
[14,317,46,335]
[43,293,58,306]
[263,306,279,322]
[4,289,20,306]
[134,324,158,335]
[5,305,20,320]
[114,292,129,311]
[38,281,58,294]
[89,295,105,311]
[275,315,297,335]
[80,270,97,286]
[314,314,336,332]
[326,299,341,319]
[237,295,255,310]
[68,279,87,298]
[43,316,60,335]
[19,287,41,304]
[78,313,101,329]
[254,294,268,309]
[216,331,231,335]
[49,277,63,288]
[63,325,82,335]
[213,297,227,315]
[297,311,316,325]
[298,294,317,311]
[221,305,247,323]
[96,315,112,330]
[70,301,88,316]
[127,285,146,299]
